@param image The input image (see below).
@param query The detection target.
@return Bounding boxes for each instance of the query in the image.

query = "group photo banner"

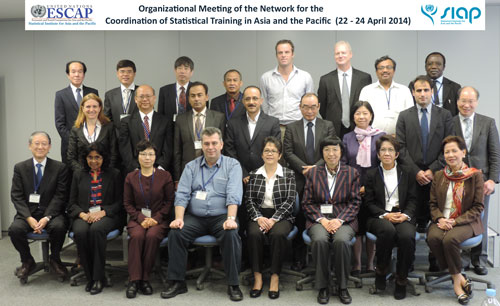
[25,0,485,31]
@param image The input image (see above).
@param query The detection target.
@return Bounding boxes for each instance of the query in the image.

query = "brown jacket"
[429,170,484,236]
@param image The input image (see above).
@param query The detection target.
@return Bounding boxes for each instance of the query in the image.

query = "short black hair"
[441,135,467,153]
[66,61,87,74]
[300,93,319,105]
[320,137,344,156]
[174,56,194,70]
[412,75,433,88]
[116,59,136,72]
[223,69,242,80]
[262,136,282,155]
[187,81,208,96]
[136,139,157,156]
[425,52,446,67]
[376,135,400,153]
[374,55,396,71]
[81,142,110,171]
[350,101,375,126]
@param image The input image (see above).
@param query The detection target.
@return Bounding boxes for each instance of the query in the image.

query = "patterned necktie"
[195,113,202,141]
[36,163,43,187]
[143,115,150,140]
[229,98,235,113]
[179,86,186,114]
[123,88,130,112]
[421,108,429,164]
[76,88,82,105]
[432,80,440,106]
[341,73,350,128]
[464,117,472,151]
[306,122,315,165]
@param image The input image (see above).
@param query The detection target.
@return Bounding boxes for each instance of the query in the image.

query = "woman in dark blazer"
[342,101,385,276]
[67,143,123,295]
[67,93,117,172]
[427,136,484,305]
[246,136,296,299]
[364,135,417,300]
[302,137,361,305]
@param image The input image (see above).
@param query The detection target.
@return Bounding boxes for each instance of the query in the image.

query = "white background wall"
[1,6,499,236]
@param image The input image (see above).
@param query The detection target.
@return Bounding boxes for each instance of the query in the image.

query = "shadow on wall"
[0,76,6,236]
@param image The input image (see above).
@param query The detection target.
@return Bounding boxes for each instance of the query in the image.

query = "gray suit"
[454,113,500,265]
[103,85,138,138]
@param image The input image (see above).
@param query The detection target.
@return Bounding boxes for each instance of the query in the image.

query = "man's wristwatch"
[227,216,236,220]
[44,216,52,222]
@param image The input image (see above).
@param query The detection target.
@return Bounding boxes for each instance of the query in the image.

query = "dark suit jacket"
[245,166,297,222]
[54,85,98,163]
[119,111,173,174]
[409,77,461,116]
[157,83,192,123]
[364,164,417,223]
[429,170,484,235]
[67,168,123,221]
[283,118,336,194]
[103,85,139,136]
[396,105,454,176]
[318,68,372,136]
[224,111,281,177]
[210,92,246,122]
[453,113,500,183]
[66,123,118,172]
[302,164,361,231]
[173,109,226,180]
[11,158,68,220]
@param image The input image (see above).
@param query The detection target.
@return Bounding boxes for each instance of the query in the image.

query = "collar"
[70,83,83,93]
[325,164,340,176]
[303,117,317,127]
[375,80,397,90]
[337,66,353,77]
[379,160,398,173]
[85,120,102,128]
[193,107,207,117]
[139,110,154,120]
[201,155,223,168]
[226,92,241,101]
[247,110,261,123]
[120,83,135,92]
[32,157,47,168]
[272,65,298,75]
[176,81,190,92]
[459,112,475,122]
[255,164,284,179]
[416,103,432,113]
[433,75,444,84]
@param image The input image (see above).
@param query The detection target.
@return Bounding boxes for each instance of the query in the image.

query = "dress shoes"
[249,288,262,298]
[50,257,68,279]
[126,281,138,299]
[350,270,361,278]
[85,281,94,292]
[161,281,187,299]
[375,274,386,291]
[394,283,406,300]
[268,290,280,299]
[90,280,104,295]
[339,288,352,304]
[473,265,488,275]
[139,280,153,295]
[227,285,243,301]
[317,288,329,304]
[17,259,36,279]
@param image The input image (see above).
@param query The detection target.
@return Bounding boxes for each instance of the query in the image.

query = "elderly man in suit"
[173,81,225,182]
[318,41,372,138]
[210,69,246,122]
[454,86,500,275]
[54,61,98,164]
[119,85,172,174]
[9,131,69,280]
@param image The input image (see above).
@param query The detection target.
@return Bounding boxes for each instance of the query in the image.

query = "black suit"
[365,165,417,279]
[9,158,68,263]
[210,92,246,122]
[318,68,372,138]
[409,77,461,116]
[119,111,173,174]
[54,85,98,164]
[224,111,281,177]
[173,109,225,181]
[158,83,192,122]
[103,85,139,137]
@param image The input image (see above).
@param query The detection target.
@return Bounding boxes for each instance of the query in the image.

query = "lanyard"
[139,170,155,209]
[141,119,151,140]
[324,167,338,202]
[431,82,443,105]
[32,167,42,194]
[378,166,402,204]
[84,122,97,143]
[224,93,242,121]
[201,157,222,191]
[122,89,132,113]
[385,87,392,110]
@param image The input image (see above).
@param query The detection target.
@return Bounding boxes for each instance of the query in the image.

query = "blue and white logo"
[421,4,438,25]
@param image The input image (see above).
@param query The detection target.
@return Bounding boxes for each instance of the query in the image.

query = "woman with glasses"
[124,140,174,298]
[246,136,296,299]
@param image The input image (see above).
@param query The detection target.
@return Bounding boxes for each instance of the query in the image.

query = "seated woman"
[364,135,417,299]
[302,137,361,305]
[124,140,174,299]
[67,143,123,295]
[245,136,297,300]
[67,93,117,172]
[427,136,484,305]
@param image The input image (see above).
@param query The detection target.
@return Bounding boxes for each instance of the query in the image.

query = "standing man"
[173,82,225,182]
[409,52,461,116]
[454,86,500,275]
[54,61,98,164]
[104,59,138,138]
[162,127,244,301]
[119,85,172,174]
[318,41,372,139]
[359,56,413,135]
[260,39,314,137]
[210,69,246,122]
[283,92,336,271]
[9,131,69,280]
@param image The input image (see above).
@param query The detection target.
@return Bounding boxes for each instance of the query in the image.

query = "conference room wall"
[0,7,499,236]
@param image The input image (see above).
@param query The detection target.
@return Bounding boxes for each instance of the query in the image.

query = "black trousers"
[167,214,242,285]
[72,217,117,281]
[9,214,67,263]
[247,208,292,275]
[367,218,416,283]
[415,183,431,228]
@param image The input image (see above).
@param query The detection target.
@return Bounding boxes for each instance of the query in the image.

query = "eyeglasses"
[32,142,49,147]
[139,152,155,157]
[86,156,103,161]
[263,149,279,155]
[376,65,394,71]
[137,95,154,100]
[301,105,318,111]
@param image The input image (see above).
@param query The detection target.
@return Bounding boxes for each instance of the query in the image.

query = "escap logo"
[421,5,438,24]
[31,5,47,18]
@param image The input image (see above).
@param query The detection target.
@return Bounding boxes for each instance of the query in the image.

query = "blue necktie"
[421,108,429,164]
[76,88,82,105]
[36,163,43,187]
[306,122,315,165]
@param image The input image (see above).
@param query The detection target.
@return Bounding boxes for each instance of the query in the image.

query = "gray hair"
[201,127,223,142]
[29,131,51,144]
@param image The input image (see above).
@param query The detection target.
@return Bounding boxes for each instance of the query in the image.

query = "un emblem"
[421,4,438,25]
[31,5,47,18]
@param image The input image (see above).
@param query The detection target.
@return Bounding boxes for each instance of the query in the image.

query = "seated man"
[162,127,244,301]
[9,131,69,280]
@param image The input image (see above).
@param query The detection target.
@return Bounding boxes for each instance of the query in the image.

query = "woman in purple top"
[342,101,385,277]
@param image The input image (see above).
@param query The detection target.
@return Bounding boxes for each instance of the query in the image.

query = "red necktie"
[143,115,150,140]
[229,98,235,113]
[179,86,186,112]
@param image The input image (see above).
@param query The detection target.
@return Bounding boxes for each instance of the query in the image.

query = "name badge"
[173,114,177,122]
[320,204,333,215]
[194,141,202,150]
[120,114,130,121]
[89,206,101,213]
[141,208,152,218]
[196,190,208,200]
[29,193,41,204]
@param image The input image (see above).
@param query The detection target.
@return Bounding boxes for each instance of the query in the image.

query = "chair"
[185,235,226,290]
[14,230,50,284]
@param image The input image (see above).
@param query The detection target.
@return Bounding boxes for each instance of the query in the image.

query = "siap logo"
[421,5,438,25]
[421,4,481,25]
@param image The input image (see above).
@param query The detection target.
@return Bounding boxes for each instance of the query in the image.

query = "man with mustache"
[210,69,246,122]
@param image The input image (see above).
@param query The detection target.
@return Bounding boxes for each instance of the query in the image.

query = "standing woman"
[67,93,117,172]
[342,101,385,276]
[67,143,123,295]
[427,136,484,305]
[124,140,174,299]
[246,136,296,299]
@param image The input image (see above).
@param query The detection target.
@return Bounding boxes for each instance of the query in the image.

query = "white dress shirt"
[120,83,135,112]
[70,83,84,103]
[83,121,102,143]
[32,157,47,176]
[255,164,284,210]
[379,162,400,211]
[247,111,260,140]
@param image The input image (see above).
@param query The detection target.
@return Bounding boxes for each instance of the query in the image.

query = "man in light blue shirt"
[162,127,244,301]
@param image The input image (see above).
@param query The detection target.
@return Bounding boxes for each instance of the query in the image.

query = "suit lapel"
[187,110,195,142]
[396,165,407,206]
[240,115,251,145]
[251,113,266,144]
[65,86,79,112]
[441,78,451,103]
[409,107,423,145]
[350,69,359,105]
[132,112,145,140]
[297,121,307,158]
[332,71,341,104]
[470,115,482,152]
[100,170,111,203]
[428,106,440,145]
